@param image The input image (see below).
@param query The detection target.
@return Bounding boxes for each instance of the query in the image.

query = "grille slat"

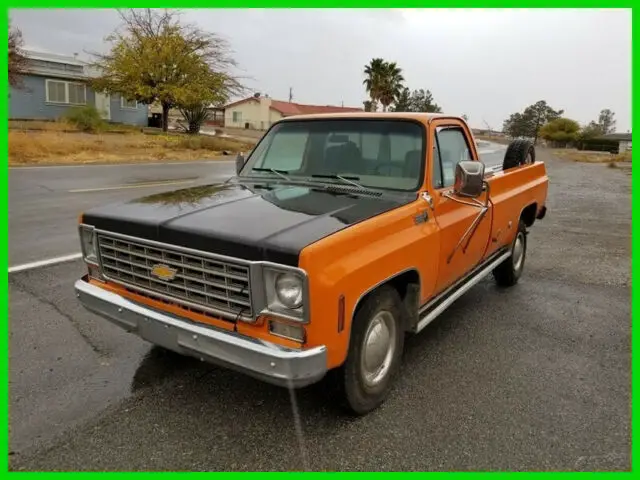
[97,233,252,321]
[99,244,248,281]
[100,252,248,294]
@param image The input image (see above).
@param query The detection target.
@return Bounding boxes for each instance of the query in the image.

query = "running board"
[415,250,511,333]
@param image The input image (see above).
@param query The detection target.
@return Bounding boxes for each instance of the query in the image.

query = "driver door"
[430,121,493,294]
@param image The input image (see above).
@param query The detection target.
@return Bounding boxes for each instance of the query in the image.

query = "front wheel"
[333,286,405,416]
[493,220,527,287]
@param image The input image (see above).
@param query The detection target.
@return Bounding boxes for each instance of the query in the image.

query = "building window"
[68,83,86,105]
[45,79,86,105]
[121,97,138,109]
[232,111,242,123]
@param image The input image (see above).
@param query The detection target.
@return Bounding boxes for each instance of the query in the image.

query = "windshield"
[239,119,426,191]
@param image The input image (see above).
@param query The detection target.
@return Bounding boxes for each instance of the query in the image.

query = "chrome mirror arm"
[446,181,491,264]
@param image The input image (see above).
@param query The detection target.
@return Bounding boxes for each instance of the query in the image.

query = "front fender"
[299,201,440,369]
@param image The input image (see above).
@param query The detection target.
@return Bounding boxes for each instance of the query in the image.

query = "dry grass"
[10,119,78,132]
[552,148,632,164]
[9,119,148,135]
[9,130,256,166]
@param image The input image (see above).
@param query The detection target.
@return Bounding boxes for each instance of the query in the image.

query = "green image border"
[2,4,634,474]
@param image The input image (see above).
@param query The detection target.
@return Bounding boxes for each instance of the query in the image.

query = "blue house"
[10,49,149,126]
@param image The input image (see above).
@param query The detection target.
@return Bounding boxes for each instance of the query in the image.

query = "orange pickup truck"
[75,113,548,415]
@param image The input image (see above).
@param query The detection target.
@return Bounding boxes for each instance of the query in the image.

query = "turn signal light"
[269,320,305,343]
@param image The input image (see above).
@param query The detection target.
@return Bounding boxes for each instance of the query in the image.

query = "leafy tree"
[539,118,580,145]
[503,100,563,143]
[461,114,469,122]
[90,9,244,131]
[362,100,374,112]
[392,87,442,113]
[597,108,616,134]
[363,58,385,112]
[502,112,529,138]
[377,61,405,112]
[578,121,604,140]
[410,89,442,113]
[392,87,411,112]
[524,100,563,144]
[8,22,28,88]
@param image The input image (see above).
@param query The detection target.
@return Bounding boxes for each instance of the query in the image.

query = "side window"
[433,126,472,188]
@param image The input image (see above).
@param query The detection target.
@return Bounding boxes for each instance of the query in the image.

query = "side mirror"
[235,153,245,175]
[453,161,485,197]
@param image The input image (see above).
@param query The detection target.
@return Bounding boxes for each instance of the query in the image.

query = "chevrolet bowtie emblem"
[150,264,178,281]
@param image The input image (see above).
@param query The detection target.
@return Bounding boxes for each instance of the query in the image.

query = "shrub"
[576,138,619,154]
[63,105,106,133]
[178,104,211,135]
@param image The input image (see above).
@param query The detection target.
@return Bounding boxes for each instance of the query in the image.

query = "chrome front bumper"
[74,278,328,388]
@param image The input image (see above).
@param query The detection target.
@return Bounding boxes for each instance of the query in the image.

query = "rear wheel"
[334,286,404,416]
[503,139,535,170]
[493,220,527,287]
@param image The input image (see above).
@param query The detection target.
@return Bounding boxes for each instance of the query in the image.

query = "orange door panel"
[428,121,492,293]
[432,191,492,292]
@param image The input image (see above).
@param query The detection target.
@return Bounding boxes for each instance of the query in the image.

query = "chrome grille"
[97,233,252,321]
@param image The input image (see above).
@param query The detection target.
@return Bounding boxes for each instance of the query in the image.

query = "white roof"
[23,48,86,66]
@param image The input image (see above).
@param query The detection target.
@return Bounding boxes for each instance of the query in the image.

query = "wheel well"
[353,269,421,331]
[520,203,538,227]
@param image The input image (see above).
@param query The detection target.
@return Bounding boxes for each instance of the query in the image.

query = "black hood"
[82,180,416,266]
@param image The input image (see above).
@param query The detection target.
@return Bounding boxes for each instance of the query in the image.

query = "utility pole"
[289,87,293,103]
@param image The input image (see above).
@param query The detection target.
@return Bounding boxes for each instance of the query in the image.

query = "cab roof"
[277,111,461,124]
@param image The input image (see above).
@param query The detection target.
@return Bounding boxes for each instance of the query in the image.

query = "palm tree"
[363,58,385,112]
[377,62,405,112]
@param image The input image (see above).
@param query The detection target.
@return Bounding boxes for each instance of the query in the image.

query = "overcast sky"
[10,8,631,132]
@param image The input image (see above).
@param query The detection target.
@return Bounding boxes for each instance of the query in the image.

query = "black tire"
[493,220,527,287]
[333,285,405,416]
[503,139,535,170]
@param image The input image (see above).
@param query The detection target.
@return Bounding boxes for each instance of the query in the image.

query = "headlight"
[79,225,98,264]
[261,267,308,323]
[275,273,303,309]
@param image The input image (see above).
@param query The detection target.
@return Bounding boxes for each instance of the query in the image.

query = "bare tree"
[8,22,28,88]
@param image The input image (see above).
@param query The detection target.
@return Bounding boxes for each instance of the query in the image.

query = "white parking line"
[10,160,235,170]
[9,253,83,274]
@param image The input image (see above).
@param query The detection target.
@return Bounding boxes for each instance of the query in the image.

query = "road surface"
[8,148,631,471]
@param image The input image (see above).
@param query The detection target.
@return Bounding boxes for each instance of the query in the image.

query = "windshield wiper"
[251,167,291,181]
[311,174,364,189]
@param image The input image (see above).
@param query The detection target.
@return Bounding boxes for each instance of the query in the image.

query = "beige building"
[224,94,362,130]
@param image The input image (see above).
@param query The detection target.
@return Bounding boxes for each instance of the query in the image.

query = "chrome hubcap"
[361,311,396,388]
[513,232,525,272]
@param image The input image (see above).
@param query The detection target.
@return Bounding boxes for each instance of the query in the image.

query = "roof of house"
[23,49,86,66]
[21,48,92,80]
[224,96,363,116]
[598,132,632,141]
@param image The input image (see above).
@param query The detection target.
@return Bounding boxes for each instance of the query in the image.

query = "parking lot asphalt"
[8,150,631,471]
